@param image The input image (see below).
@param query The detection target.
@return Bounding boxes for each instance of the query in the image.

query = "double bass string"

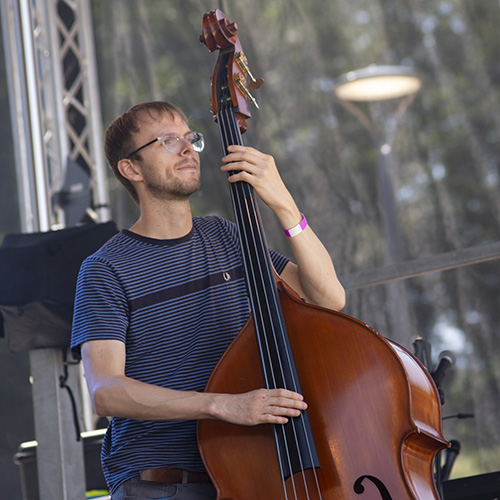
[217,105,323,500]
[219,108,299,499]
[225,119,321,499]
[217,106,295,496]
[218,107,281,395]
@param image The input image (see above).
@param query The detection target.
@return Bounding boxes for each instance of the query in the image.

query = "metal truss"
[1,2,110,498]
[1,0,110,232]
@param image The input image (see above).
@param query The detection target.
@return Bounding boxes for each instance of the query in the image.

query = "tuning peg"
[236,53,264,90]
[235,74,260,109]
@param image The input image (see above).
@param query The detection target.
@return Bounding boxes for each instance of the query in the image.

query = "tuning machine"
[234,52,264,108]
[236,52,264,90]
[235,74,260,109]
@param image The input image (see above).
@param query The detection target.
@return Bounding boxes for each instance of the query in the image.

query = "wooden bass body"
[199,282,448,500]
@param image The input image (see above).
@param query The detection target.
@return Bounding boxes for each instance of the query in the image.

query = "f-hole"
[353,475,394,500]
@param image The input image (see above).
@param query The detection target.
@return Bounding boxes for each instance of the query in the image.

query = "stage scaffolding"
[1,1,110,498]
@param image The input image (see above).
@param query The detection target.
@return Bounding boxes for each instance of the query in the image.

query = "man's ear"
[118,158,143,182]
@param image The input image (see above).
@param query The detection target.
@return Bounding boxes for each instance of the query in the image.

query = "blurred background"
[1,0,499,498]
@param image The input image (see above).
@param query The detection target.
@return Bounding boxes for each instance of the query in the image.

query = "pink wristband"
[283,213,307,237]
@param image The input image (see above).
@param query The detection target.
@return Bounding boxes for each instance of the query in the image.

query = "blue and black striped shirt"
[71,215,289,493]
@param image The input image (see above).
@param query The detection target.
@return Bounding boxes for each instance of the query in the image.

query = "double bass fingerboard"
[216,98,320,480]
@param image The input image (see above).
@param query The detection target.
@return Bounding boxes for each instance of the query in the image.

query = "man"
[71,101,345,499]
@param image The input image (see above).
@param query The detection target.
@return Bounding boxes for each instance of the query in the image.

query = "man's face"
[132,113,201,202]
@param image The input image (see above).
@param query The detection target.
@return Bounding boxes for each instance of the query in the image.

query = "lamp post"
[333,64,422,338]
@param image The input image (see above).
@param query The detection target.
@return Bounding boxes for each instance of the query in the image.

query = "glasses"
[125,131,205,159]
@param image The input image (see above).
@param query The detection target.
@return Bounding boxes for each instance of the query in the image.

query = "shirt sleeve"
[70,256,129,359]
[269,249,290,275]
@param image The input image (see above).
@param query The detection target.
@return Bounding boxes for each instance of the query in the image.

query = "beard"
[142,159,201,201]
[144,176,201,201]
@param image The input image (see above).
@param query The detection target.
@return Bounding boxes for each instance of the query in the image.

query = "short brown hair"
[104,101,189,203]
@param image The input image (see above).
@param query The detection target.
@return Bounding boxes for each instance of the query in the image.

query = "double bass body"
[198,282,449,499]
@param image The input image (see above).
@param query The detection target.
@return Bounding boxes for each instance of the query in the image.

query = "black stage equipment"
[443,470,500,500]
[14,429,107,500]
[0,221,117,352]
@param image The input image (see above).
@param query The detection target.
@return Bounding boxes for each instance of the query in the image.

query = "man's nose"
[179,137,194,154]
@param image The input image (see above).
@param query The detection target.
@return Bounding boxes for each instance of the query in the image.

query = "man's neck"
[129,199,193,240]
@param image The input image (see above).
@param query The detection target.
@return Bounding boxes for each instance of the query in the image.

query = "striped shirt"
[71,216,289,493]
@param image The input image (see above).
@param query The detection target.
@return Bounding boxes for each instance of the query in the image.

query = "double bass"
[198,10,448,499]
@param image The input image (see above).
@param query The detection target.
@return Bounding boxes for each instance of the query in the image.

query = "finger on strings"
[225,170,255,185]
[268,388,306,403]
[224,145,262,163]
[221,162,259,181]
